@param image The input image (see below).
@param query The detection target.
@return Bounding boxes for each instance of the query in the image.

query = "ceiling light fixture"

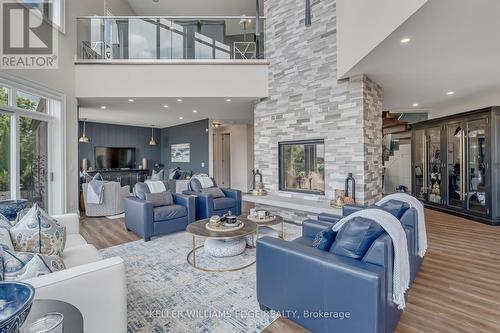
[100,105,107,110]
[79,119,90,143]
[179,116,184,120]
[400,37,411,44]
[177,98,182,102]
[212,121,222,129]
[148,126,157,146]
[412,103,419,107]
[192,110,198,113]
[446,91,455,96]
[128,98,134,103]
[163,104,169,108]
[226,98,231,102]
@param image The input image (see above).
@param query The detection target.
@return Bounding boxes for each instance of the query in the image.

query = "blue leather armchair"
[257,222,403,333]
[183,178,242,219]
[124,183,195,241]
[307,203,421,284]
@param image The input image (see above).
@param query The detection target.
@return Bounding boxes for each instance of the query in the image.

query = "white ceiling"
[344,0,500,114]
[127,0,263,16]
[78,97,255,128]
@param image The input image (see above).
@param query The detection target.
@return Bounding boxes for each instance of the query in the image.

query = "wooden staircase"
[382,111,412,163]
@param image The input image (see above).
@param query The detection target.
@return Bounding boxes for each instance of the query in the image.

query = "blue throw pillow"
[312,228,336,251]
[377,200,410,219]
[329,217,385,259]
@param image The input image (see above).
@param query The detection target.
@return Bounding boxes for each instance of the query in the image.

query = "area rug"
[100,223,302,333]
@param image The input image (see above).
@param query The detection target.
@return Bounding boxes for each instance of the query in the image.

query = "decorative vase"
[345,173,356,201]
[81,158,89,171]
[0,282,35,333]
[142,158,148,170]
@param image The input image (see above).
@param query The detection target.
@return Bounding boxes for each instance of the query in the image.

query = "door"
[414,129,426,200]
[426,126,443,204]
[446,122,466,209]
[221,133,231,187]
[467,118,489,216]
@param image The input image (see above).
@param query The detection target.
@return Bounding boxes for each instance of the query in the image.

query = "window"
[16,90,47,113]
[0,114,10,200]
[279,139,325,194]
[20,0,65,32]
[0,78,65,214]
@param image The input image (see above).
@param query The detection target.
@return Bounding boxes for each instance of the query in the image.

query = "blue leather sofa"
[183,178,242,219]
[124,183,195,241]
[257,220,404,333]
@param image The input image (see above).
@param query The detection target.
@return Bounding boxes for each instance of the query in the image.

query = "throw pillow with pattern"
[312,228,336,251]
[2,249,65,281]
[10,204,66,257]
[0,213,12,229]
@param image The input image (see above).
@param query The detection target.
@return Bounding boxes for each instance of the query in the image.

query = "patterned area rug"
[100,223,302,333]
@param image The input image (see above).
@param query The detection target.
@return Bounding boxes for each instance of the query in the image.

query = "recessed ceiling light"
[100,105,107,110]
[177,98,182,102]
[128,98,134,103]
[163,104,169,108]
[446,91,455,96]
[226,98,232,102]
[179,116,184,120]
[192,110,198,113]
[400,37,411,44]
[412,103,419,107]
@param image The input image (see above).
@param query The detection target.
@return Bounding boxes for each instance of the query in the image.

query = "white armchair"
[25,214,127,333]
[82,182,130,217]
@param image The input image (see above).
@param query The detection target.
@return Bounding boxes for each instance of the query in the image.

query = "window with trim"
[279,139,325,195]
[20,0,65,32]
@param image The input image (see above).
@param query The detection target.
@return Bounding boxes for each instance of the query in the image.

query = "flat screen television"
[95,147,136,170]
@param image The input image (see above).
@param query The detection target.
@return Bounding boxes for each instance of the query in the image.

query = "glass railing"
[76,16,265,61]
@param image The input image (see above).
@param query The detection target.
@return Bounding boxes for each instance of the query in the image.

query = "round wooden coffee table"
[247,214,285,239]
[186,217,258,272]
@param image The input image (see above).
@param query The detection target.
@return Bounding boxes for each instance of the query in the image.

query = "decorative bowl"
[0,282,35,333]
[0,200,29,220]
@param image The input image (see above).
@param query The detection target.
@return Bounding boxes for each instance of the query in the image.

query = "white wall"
[105,0,135,15]
[3,0,137,214]
[336,0,427,78]
[429,87,500,119]
[214,124,254,192]
[75,63,268,98]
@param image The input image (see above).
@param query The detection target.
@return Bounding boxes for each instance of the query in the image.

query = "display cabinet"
[411,107,500,225]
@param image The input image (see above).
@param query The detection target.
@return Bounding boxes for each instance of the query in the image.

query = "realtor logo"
[1,1,58,69]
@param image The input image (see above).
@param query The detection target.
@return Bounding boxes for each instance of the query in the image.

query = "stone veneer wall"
[254,0,383,205]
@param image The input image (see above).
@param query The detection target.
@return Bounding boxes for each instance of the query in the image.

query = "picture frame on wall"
[171,143,190,163]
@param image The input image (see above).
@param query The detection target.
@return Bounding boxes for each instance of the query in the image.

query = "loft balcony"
[76,16,265,62]
[74,16,268,99]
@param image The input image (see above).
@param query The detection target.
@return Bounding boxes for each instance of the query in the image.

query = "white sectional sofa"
[24,213,127,333]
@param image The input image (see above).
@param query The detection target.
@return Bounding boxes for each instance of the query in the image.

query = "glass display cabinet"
[411,107,500,225]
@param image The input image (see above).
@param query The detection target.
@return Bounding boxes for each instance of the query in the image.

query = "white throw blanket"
[377,193,428,257]
[332,209,410,309]
[193,176,214,188]
[144,180,167,193]
[86,180,104,204]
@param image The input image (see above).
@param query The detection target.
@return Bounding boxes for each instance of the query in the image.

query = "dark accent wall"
[78,121,161,171]
[161,119,209,173]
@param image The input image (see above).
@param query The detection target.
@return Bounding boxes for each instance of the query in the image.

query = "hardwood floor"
[80,207,500,333]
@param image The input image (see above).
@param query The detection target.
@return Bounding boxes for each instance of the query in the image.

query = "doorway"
[213,132,231,187]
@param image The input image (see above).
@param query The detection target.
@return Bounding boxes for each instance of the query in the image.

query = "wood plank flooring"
[80,206,500,333]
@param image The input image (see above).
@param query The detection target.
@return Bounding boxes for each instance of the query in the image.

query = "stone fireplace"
[254,0,383,206]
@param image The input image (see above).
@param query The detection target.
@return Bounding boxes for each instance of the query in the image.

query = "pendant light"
[149,125,157,146]
[79,119,90,143]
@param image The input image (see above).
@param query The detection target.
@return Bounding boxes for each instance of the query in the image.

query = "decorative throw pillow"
[0,213,12,229]
[0,228,14,251]
[377,200,410,219]
[312,228,336,251]
[168,168,180,180]
[93,173,103,181]
[145,191,174,207]
[201,187,225,198]
[10,204,66,257]
[329,217,385,259]
[2,249,65,281]
[151,169,165,181]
